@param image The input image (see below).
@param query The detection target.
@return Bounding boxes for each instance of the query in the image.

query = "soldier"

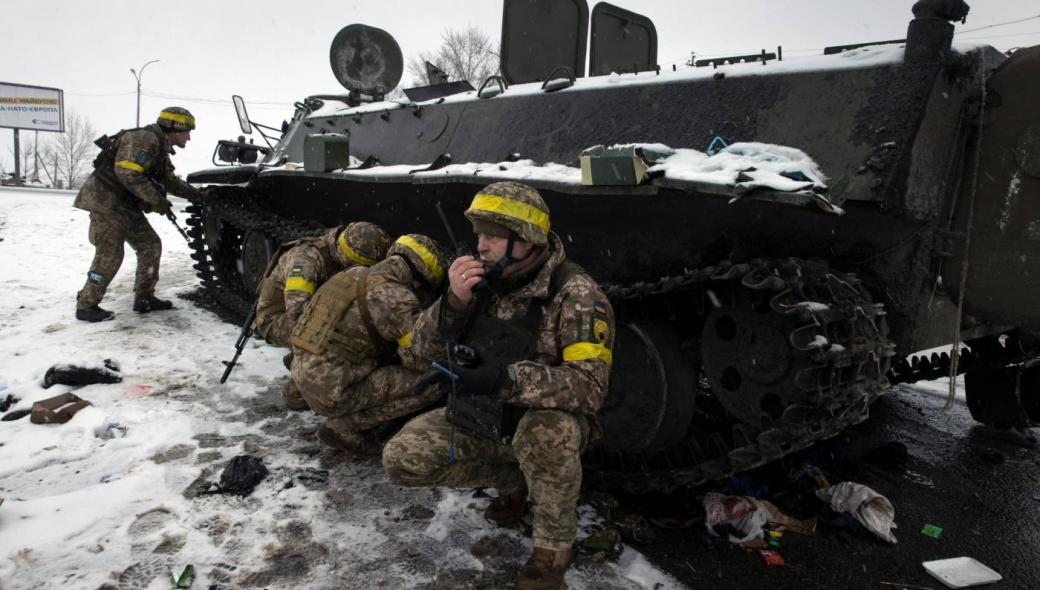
[252,221,391,410]
[74,107,209,322]
[289,234,448,454]
[382,181,615,590]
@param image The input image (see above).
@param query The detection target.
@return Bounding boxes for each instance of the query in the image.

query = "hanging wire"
[956,30,1040,41]
[957,13,1040,35]
[946,57,987,410]
[61,88,293,110]
[65,91,136,97]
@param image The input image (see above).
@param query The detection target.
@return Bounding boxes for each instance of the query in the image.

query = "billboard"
[0,82,64,132]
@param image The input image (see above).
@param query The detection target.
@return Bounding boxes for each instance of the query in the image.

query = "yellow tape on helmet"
[469,193,550,233]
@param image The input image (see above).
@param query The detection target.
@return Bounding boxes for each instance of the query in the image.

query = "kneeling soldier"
[253,221,391,409]
[382,182,615,590]
[290,234,447,455]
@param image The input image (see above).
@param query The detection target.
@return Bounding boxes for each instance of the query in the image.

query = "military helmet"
[388,234,447,287]
[464,181,550,246]
[337,221,391,267]
[156,106,196,131]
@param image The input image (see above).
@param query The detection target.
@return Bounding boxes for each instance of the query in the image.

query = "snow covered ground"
[0,188,683,590]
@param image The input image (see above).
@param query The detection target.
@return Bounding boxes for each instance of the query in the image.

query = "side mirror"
[232,95,252,135]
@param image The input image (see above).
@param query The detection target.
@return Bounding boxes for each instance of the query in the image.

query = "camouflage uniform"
[252,222,391,348]
[384,229,615,551]
[74,120,205,310]
[289,246,443,443]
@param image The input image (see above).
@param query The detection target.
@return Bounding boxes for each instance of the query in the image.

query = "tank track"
[187,202,895,493]
[185,194,323,319]
[586,258,896,493]
[888,331,1034,385]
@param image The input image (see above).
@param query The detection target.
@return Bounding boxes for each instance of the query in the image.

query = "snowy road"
[0,189,683,590]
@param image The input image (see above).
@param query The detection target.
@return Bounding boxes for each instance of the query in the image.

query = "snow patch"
[650,142,828,193]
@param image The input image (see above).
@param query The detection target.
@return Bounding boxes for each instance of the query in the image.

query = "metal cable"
[947,57,987,410]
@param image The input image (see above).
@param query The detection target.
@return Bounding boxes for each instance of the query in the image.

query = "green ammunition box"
[579,144,673,186]
[304,133,351,172]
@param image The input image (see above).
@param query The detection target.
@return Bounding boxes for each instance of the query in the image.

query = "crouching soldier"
[289,234,448,455]
[382,182,615,590]
[253,221,391,409]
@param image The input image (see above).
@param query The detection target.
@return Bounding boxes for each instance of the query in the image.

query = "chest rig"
[290,266,394,361]
[446,260,584,442]
[92,126,169,206]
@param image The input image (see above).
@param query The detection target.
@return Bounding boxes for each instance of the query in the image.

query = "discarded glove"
[43,359,122,389]
[0,393,19,412]
[1,409,31,422]
[204,455,269,497]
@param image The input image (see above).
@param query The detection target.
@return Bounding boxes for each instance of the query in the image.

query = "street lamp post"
[130,59,160,127]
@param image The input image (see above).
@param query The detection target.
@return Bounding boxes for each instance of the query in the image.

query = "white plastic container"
[922,557,1002,588]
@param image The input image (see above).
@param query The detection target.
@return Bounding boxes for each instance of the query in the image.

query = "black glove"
[190,186,215,203]
[447,343,506,398]
[152,198,173,216]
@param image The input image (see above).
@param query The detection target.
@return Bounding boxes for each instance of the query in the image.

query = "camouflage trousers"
[292,359,437,436]
[383,407,589,551]
[77,209,162,308]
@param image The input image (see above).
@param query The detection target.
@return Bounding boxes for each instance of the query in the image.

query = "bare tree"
[407,26,499,88]
[6,138,35,181]
[7,134,44,182]
[47,110,98,189]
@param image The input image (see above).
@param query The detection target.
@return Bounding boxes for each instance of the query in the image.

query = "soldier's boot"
[133,295,174,313]
[284,379,309,411]
[484,483,528,527]
[316,421,381,457]
[76,305,115,323]
[516,547,572,590]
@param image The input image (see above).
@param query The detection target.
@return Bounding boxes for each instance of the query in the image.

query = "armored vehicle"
[187,0,1040,491]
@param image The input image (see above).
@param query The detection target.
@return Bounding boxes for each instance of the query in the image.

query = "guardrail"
[0,186,76,196]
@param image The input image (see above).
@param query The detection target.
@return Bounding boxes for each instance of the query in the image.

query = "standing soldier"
[74,107,209,322]
[252,221,391,410]
[289,234,448,455]
[382,182,615,590]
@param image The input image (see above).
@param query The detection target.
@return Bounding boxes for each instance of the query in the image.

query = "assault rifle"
[144,178,191,243]
[220,306,257,384]
[166,210,190,243]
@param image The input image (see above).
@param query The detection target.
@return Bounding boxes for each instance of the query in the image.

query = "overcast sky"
[2,0,1037,178]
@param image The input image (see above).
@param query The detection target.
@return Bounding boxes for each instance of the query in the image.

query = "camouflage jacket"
[73,123,204,214]
[253,227,355,345]
[412,232,615,416]
[293,255,427,385]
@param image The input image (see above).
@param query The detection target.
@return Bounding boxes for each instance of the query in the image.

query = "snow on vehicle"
[186,0,1040,492]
